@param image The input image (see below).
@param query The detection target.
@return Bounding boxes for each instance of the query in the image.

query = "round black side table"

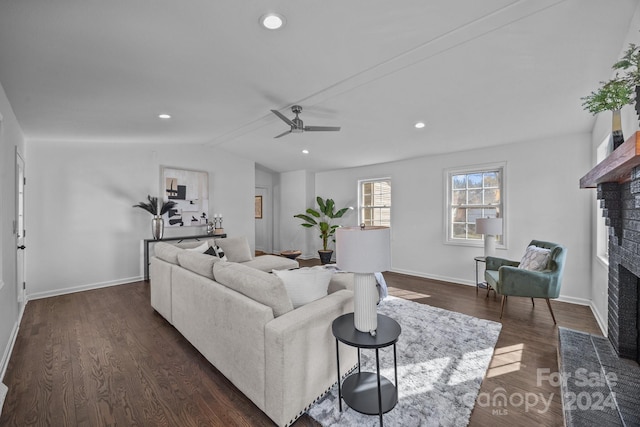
[332,313,401,426]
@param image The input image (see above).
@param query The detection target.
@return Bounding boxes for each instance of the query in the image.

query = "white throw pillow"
[186,241,210,253]
[518,245,551,271]
[273,267,333,309]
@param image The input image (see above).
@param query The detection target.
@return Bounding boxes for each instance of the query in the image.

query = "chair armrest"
[485,256,519,271]
[498,266,559,298]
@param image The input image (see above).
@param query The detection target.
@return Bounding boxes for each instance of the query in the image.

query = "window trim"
[443,162,507,248]
[358,177,391,227]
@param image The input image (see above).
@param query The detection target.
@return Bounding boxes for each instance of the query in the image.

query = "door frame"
[15,148,25,306]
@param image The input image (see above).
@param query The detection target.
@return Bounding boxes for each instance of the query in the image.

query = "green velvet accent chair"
[484,240,566,324]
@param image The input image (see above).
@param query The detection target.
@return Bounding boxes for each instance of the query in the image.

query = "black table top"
[332,313,401,348]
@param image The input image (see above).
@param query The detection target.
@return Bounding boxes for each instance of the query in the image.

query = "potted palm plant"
[581,77,633,151]
[133,195,177,240]
[294,196,349,264]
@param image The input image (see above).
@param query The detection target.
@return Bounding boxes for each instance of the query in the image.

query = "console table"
[332,313,401,426]
[143,233,226,280]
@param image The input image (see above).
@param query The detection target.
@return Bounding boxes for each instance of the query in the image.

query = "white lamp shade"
[476,218,502,235]
[336,226,391,273]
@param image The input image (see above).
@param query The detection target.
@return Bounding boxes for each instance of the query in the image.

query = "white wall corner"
[590,300,608,336]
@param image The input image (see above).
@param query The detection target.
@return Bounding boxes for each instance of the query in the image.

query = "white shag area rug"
[307,296,502,427]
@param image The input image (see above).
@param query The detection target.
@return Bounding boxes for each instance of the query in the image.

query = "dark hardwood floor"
[0,260,601,427]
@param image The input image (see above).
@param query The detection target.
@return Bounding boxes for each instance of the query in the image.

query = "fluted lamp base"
[353,273,379,333]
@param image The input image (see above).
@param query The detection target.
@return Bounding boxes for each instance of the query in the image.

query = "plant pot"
[612,108,625,151]
[152,216,164,240]
[318,250,333,265]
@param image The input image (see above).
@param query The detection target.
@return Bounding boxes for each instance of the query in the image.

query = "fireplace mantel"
[580,131,640,188]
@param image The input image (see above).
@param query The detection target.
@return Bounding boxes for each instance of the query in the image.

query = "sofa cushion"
[177,250,219,280]
[154,242,183,265]
[518,245,551,271]
[241,255,298,272]
[273,267,333,308]
[213,261,293,317]
[214,236,253,263]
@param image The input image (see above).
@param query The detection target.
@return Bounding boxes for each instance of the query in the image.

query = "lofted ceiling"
[0,0,638,172]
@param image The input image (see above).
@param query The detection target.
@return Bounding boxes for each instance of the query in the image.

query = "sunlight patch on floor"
[388,287,431,300]
[486,343,524,377]
[448,347,495,386]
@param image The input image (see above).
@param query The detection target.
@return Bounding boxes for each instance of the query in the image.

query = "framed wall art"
[255,195,263,219]
[161,166,209,227]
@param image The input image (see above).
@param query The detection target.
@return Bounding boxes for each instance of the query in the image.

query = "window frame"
[358,177,391,227]
[444,162,507,248]
[596,135,610,267]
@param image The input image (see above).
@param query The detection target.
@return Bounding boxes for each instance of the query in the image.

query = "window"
[359,178,391,227]
[596,135,610,264]
[445,163,505,246]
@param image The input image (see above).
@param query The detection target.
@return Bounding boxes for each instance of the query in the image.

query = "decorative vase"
[152,216,164,240]
[612,108,625,150]
[318,250,333,265]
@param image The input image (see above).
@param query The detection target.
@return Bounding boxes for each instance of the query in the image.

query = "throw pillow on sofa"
[518,245,551,271]
[273,267,333,308]
[204,245,228,261]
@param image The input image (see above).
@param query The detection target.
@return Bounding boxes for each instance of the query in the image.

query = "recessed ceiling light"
[302,149,309,154]
[414,122,425,129]
[158,114,171,119]
[261,13,285,30]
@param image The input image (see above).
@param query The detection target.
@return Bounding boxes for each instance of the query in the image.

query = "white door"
[15,150,26,305]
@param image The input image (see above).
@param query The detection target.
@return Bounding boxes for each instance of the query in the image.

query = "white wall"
[307,132,593,303]
[588,4,640,335]
[279,170,319,258]
[0,81,25,379]
[25,141,255,299]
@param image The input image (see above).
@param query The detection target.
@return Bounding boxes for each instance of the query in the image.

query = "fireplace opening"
[614,265,639,364]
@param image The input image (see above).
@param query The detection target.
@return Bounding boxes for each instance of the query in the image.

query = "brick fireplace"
[598,179,640,363]
[581,131,640,363]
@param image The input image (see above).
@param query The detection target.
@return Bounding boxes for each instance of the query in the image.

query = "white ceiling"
[0,0,637,172]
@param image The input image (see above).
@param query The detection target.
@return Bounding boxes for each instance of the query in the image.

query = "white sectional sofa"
[149,236,357,426]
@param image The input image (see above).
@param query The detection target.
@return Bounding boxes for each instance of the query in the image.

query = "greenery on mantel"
[133,195,176,216]
[613,43,640,89]
[581,78,633,114]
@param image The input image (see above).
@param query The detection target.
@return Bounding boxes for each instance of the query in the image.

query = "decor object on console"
[294,196,350,264]
[475,217,502,257]
[336,225,391,334]
[132,195,177,240]
[484,239,565,324]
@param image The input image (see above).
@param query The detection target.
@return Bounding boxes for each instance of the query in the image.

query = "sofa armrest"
[264,289,357,427]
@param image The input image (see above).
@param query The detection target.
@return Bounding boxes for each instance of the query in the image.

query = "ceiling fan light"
[261,13,285,30]
[302,149,309,154]
[414,121,425,129]
[158,113,171,119]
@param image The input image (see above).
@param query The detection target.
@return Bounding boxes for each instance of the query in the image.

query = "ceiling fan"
[270,105,341,138]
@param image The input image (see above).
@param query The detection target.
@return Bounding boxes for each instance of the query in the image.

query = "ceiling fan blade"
[274,129,292,138]
[304,126,341,132]
[271,109,295,127]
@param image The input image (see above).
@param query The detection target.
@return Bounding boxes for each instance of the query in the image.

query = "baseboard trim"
[28,276,142,301]
[389,267,476,287]
[589,301,608,336]
[1,302,25,382]
[556,294,591,306]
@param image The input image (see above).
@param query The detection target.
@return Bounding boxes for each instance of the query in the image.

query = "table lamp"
[336,225,391,334]
[475,217,503,257]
